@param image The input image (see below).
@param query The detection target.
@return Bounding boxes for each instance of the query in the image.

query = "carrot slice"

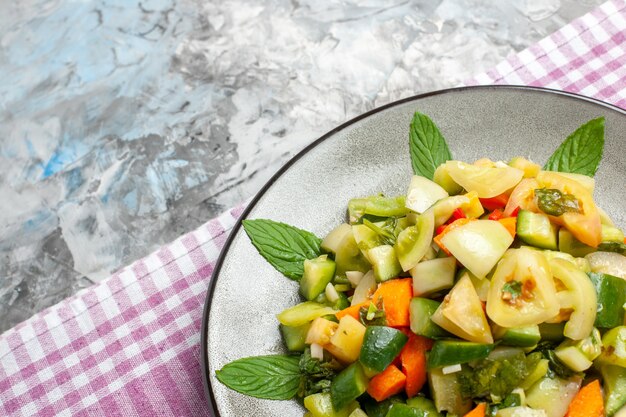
[463,403,486,417]
[336,301,369,321]
[400,333,434,397]
[498,217,517,238]
[366,364,406,402]
[372,278,413,327]
[564,379,604,417]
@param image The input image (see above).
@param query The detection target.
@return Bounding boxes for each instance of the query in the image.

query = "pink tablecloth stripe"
[1,1,626,416]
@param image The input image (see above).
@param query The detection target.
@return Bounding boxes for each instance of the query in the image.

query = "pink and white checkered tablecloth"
[2,1,626,415]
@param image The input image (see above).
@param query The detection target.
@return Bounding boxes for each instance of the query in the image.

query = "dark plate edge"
[200,84,626,415]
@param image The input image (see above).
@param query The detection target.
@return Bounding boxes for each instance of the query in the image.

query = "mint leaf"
[242,219,322,280]
[409,112,453,179]
[216,355,301,400]
[543,117,605,176]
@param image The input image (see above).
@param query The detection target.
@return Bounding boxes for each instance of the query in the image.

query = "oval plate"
[201,85,626,416]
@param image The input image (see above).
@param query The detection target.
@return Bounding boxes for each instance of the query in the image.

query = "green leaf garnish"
[215,355,302,400]
[543,117,605,176]
[242,219,322,280]
[409,112,453,180]
[502,281,523,300]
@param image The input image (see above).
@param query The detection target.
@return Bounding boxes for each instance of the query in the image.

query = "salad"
[215,112,626,417]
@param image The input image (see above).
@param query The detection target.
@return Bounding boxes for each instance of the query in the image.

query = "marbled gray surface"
[0,0,602,332]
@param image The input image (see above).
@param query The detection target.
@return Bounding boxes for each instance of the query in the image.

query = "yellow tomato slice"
[445,161,524,199]
[487,248,560,327]
[536,171,601,247]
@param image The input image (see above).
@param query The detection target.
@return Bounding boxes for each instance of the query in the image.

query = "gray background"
[0,0,602,332]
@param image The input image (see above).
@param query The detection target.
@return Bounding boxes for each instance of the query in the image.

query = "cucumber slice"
[538,323,565,343]
[322,224,353,254]
[588,272,626,328]
[603,224,625,242]
[558,229,596,257]
[492,325,541,348]
[516,210,558,250]
[386,404,424,417]
[359,326,408,376]
[279,322,311,352]
[405,175,449,214]
[304,392,358,417]
[519,358,549,390]
[554,346,592,372]
[410,257,456,297]
[405,397,441,416]
[300,255,336,301]
[426,340,494,369]
[335,232,371,275]
[395,210,435,271]
[525,375,582,417]
[409,297,450,339]
[330,362,369,411]
[347,409,368,417]
[428,367,472,415]
[601,365,626,416]
[366,245,402,282]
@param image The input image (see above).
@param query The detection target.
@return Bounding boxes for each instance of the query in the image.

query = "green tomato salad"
[215,113,626,417]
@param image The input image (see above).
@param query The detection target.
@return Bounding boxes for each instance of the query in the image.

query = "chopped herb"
[501,281,522,302]
[298,348,341,398]
[359,301,386,326]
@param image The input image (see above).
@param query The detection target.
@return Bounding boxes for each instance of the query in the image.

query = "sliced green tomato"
[429,195,471,227]
[410,257,456,297]
[440,220,513,279]
[586,251,626,279]
[277,302,337,326]
[395,210,435,271]
[486,248,559,328]
[367,245,402,282]
[525,246,591,273]
[352,224,383,254]
[321,223,353,254]
[347,409,368,417]
[524,375,582,417]
[431,274,493,343]
[549,258,597,340]
[433,162,464,195]
[304,392,359,417]
[405,175,449,214]
[444,160,524,198]
[348,195,408,224]
[327,315,367,364]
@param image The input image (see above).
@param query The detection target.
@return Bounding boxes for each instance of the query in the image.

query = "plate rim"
[200,84,626,415]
